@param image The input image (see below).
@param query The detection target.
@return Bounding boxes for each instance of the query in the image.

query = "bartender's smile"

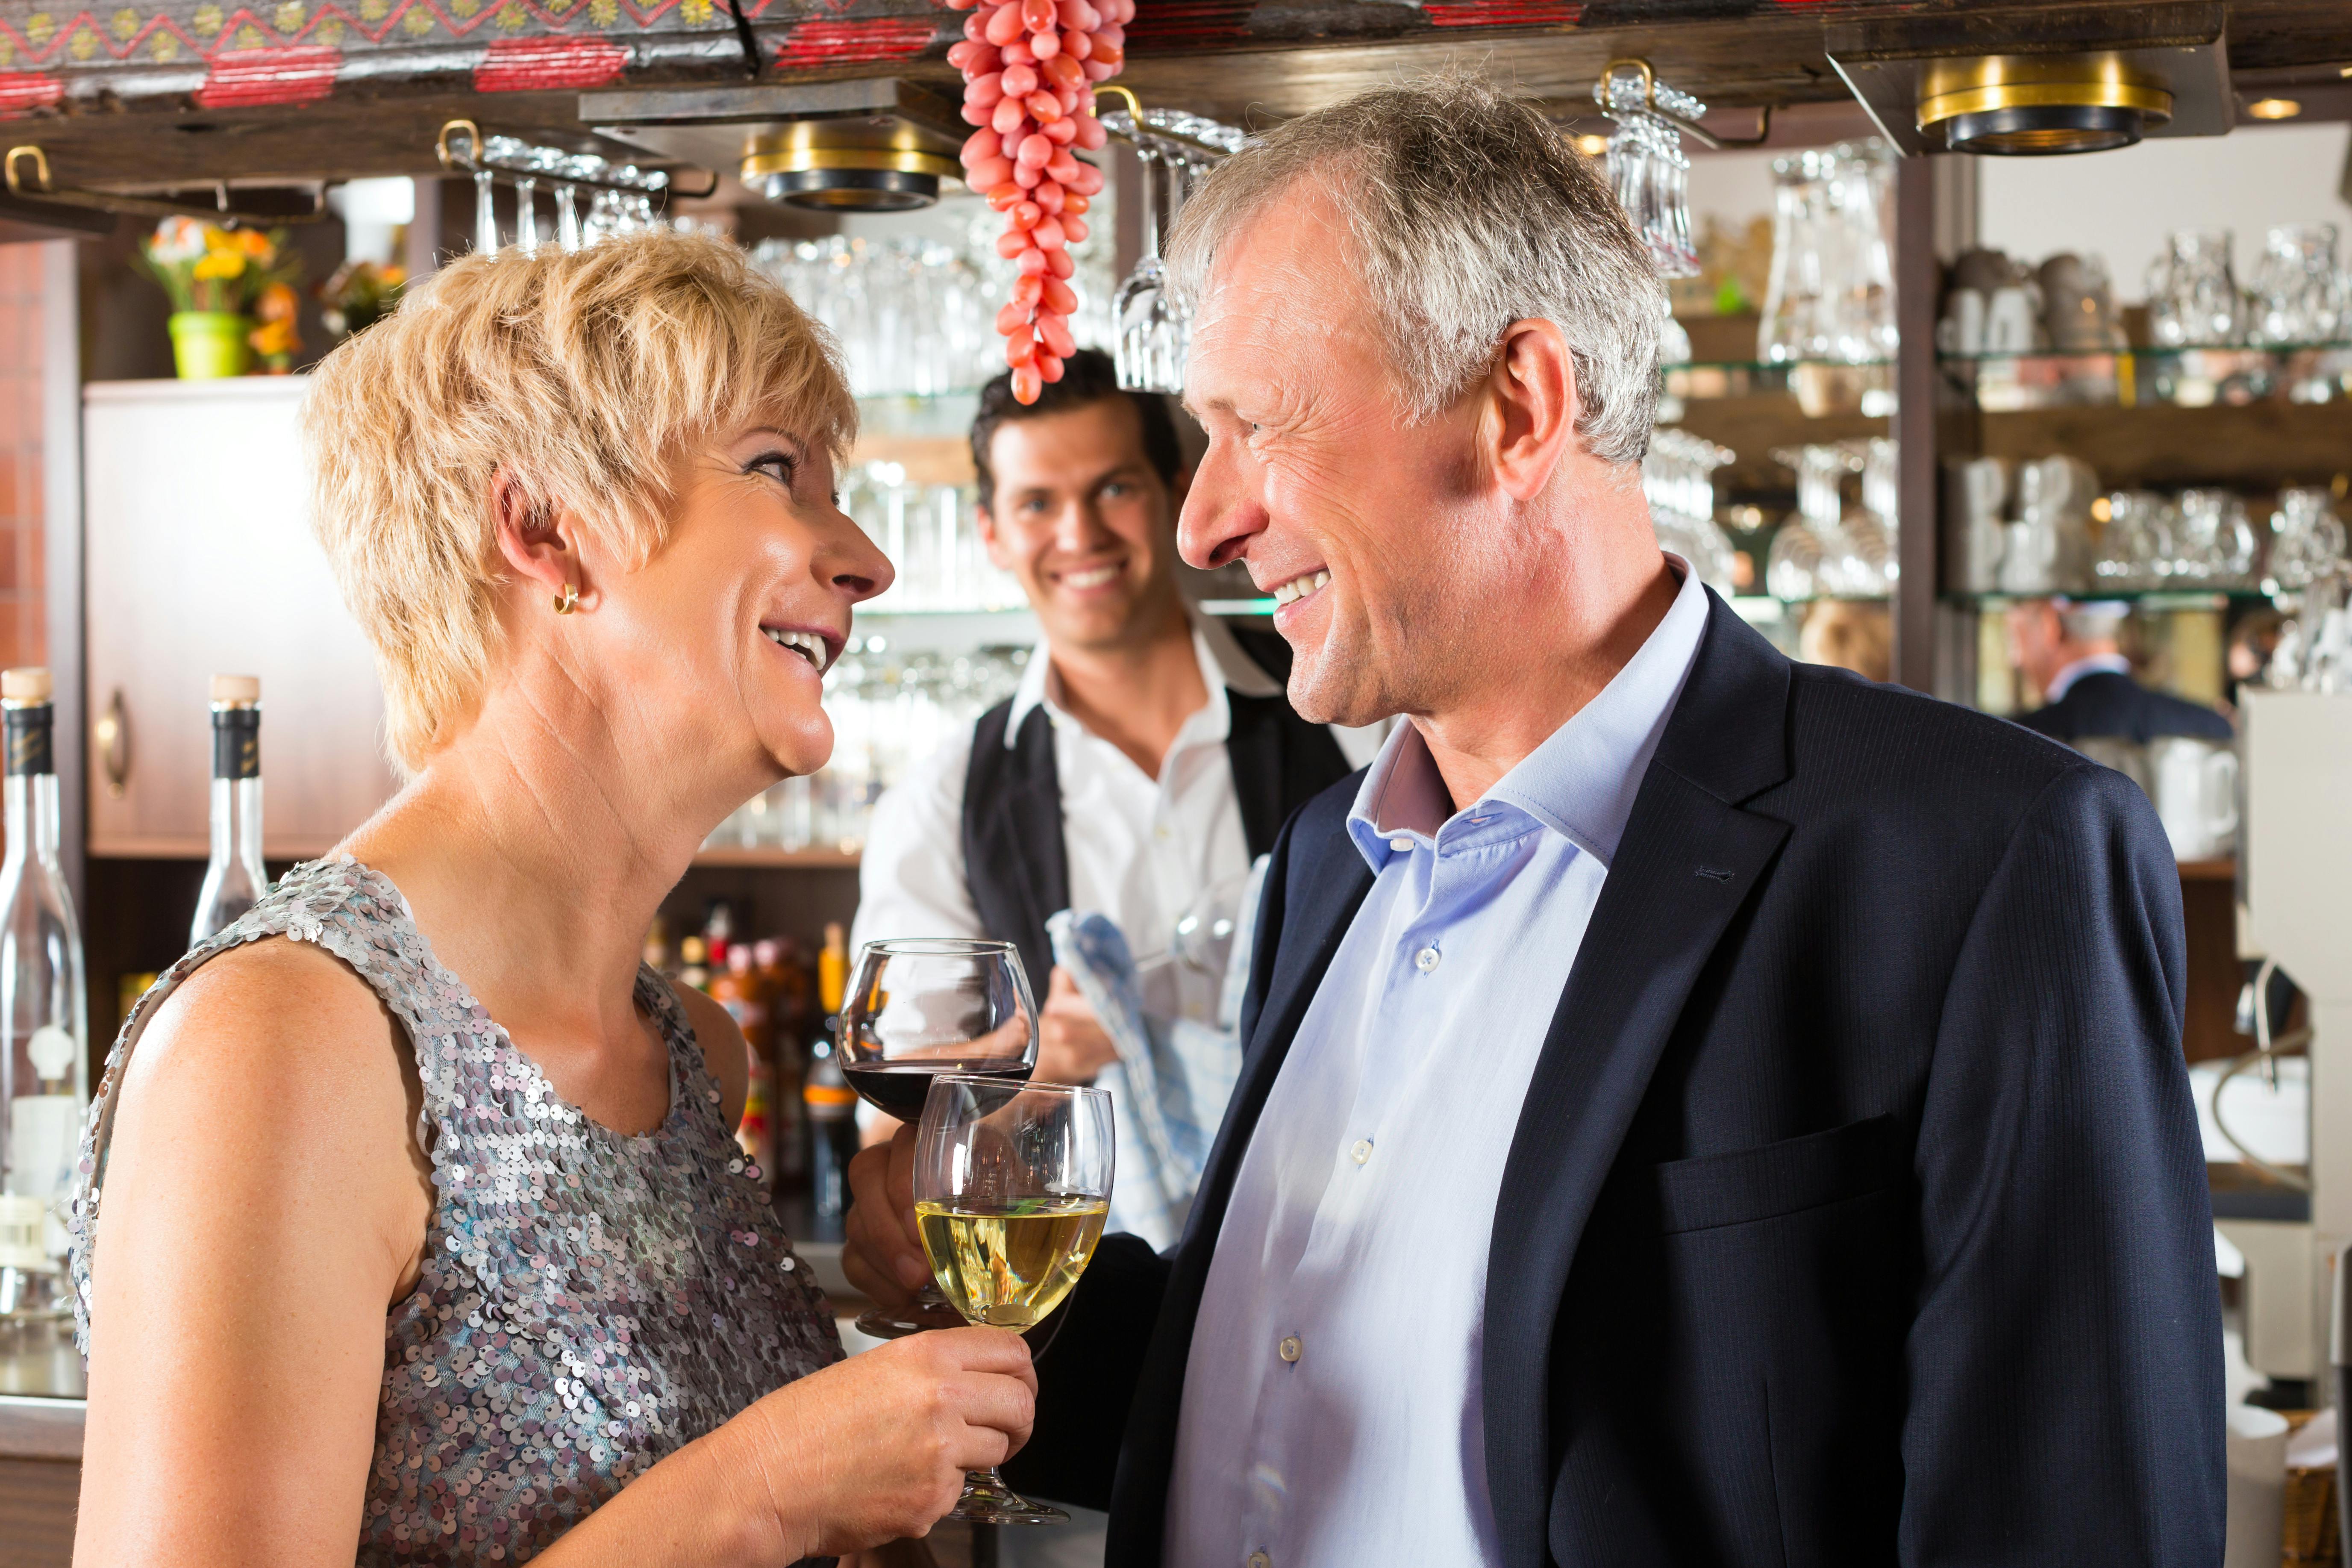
[1048,555,1131,596]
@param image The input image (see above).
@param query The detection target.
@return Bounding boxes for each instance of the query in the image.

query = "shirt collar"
[2044,651,2133,704]
[1001,602,1279,748]
[1346,555,1711,872]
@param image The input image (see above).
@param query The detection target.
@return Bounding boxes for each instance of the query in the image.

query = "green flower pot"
[168,311,253,380]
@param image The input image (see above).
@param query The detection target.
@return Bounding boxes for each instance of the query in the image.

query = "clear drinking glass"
[839,940,1039,1337]
[2248,224,2344,347]
[2147,230,2246,347]
[2175,488,2258,586]
[2268,487,2348,593]
[914,1075,1113,1525]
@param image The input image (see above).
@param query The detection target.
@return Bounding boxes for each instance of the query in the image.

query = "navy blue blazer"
[1005,591,2225,1567]
[2017,668,2235,747]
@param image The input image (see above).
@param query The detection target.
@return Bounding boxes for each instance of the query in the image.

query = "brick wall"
[0,244,44,673]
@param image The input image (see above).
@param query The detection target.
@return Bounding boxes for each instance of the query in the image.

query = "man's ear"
[1486,318,1580,503]
[490,468,597,611]
[976,501,1018,573]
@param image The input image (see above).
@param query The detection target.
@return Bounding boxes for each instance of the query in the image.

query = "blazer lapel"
[1481,596,1798,1568]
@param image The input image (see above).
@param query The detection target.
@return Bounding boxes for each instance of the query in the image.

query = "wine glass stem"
[1138,147,1162,265]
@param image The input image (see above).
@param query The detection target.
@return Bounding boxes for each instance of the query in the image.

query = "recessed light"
[1917,53,2171,155]
[2247,97,2302,120]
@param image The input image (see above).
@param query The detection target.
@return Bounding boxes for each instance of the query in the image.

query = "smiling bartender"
[853,352,1367,1117]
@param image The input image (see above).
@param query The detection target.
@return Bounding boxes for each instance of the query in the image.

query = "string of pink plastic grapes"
[944,0,1131,403]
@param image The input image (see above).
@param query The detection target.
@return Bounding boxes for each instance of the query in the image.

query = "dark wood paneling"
[1978,403,2352,492]
[2179,863,2243,1066]
[1891,153,1940,694]
[0,1459,77,1568]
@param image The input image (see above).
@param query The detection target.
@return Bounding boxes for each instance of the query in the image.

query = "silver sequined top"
[67,856,843,1565]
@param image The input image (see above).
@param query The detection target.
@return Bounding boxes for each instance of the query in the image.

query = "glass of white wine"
[915,1074,1114,1526]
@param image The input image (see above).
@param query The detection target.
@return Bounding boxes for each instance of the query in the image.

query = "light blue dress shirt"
[1164,560,1710,1568]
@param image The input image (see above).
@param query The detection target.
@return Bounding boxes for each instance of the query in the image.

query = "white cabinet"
[82,378,397,859]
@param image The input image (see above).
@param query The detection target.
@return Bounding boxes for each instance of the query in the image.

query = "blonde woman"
[67,233,1034,1567]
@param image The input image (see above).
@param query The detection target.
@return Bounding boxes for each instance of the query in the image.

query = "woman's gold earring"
[553,582,579,615]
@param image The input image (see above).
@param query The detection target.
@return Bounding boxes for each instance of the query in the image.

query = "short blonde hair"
[302,230,857,771]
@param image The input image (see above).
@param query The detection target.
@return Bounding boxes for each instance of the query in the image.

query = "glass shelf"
[1940,588,2273,607]
[1664,356,1896,374]
[1939,340,2352,365]
[1940,342,2352,411]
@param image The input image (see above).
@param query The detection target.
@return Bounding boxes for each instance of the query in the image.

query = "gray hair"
[1164,76,1663,465]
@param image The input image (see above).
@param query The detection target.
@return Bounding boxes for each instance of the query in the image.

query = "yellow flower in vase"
[191,250,247,281]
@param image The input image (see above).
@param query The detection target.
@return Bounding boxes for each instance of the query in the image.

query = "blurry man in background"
[854,351,1359,1094]
[2011,597,2233,744]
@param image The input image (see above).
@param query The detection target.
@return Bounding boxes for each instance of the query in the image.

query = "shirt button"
[1249,1554,1271,1568]
[1388,835,1412,852]
[1350,1139,1373,1165]
[1414,946,1441,973]
[1278,1335,1302,1363]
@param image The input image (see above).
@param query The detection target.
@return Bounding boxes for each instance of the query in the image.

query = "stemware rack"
[3,143,326,228]
[435,120,717,255]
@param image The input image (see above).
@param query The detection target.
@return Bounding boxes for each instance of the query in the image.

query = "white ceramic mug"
[2149,736,2239,860]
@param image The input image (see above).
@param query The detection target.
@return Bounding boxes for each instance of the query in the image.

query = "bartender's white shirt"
[853,612,1378,1025]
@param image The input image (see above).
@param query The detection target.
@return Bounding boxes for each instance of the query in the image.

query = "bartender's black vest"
[959,627,1353,997]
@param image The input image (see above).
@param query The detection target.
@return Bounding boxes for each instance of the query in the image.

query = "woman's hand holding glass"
[666,1326,1038,1562]
[844,1077,1114,1527]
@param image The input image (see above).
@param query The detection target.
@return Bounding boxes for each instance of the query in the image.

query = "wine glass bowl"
[838,939,1039,1338]
[914,1075,1114,1524]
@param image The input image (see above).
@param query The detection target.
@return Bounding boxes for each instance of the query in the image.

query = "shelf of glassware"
[1661,357,1895,408]
[1938,341,2352,412]
[1936,588,2279,608]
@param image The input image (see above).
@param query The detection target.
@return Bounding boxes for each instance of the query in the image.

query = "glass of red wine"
[839,938,1038,1339]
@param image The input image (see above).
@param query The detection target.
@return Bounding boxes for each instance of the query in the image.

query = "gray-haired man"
[848,79,2223,1567]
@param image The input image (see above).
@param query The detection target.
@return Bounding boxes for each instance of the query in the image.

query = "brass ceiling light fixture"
[584,80,968,216]
[1916,53,2173,154]
[740,118,960,212]
[1826,3,2233,158]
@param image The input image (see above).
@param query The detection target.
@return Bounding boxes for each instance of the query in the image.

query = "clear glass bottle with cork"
[0,667,87,1321]
[190,674,266,947]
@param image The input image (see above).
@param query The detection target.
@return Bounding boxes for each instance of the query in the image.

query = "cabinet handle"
[94,689,128,798]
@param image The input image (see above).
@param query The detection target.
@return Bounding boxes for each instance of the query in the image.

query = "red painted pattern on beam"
[772,16,937,70]
[1424,0,1580,24]
[1123,1,1252,45]
[474,35,629,91]
[0,71,64,117]
[194,44,341,107]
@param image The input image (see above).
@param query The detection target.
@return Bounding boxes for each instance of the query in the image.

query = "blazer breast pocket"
[1651,1114,1906,1236]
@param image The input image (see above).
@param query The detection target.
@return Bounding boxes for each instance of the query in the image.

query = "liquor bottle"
[711,943,771,1061]
[756,938,807,1191]
[703,900,737,969]
[802,922,859,1241]
[735,1051,774,1183]
[189,674,266,947]
[0,668,87,1317]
